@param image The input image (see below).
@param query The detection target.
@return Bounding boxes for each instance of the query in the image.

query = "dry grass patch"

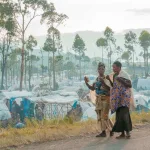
[131,111,150,124]
[1,111,150,149]
[0,118,97,149]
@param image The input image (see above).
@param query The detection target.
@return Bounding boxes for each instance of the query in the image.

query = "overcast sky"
[26,0,150,36]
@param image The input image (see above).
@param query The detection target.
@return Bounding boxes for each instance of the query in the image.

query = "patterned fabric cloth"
[95,95,113,131]
[110,70,132,114]
[95,95,110,111]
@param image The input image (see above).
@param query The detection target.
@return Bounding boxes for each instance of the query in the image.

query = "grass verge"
[0,118,97,149]
[1,111,150,149]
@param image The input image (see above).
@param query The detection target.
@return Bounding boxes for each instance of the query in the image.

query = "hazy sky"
[26,0,150,36]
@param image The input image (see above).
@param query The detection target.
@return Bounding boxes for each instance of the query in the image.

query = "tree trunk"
[146,49,149,77]
[107,54,109,68]
[24,53,27,87]
[5,34,11,90]
[1,38,5,90]
[147,49,149,76]
[68,70,69,79]
[41,52,43,78]
[28,55,31,91]
[20,16,25,91]
[52,52,56,90]
[30,52,33,90]
[12,67,14,86]
[102,47,103,63]
[144,49,147,77]
[120,52,122,63]
[133,52,135,76]
[79,55,81,82]
[1,64,5,90]
[48,52,50,88]
[5,64,7,90]
[110,53,112,69]
[17,60,19,84]
[37,66,39,78]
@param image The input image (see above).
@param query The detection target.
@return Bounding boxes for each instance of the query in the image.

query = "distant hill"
[35,29,149,60]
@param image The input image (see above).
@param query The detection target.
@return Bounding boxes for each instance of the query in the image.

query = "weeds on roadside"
[1,111,150,148]
[0,117,97,148]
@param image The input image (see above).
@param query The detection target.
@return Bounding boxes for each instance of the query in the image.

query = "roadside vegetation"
[1,111,150,149]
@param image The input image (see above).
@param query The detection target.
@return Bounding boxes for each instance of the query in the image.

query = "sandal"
[126,132,131,139]
[96,131,106,137]
[116,134,125,139]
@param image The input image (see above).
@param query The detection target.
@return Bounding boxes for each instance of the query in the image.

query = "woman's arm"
[84,76,95,91]
[85,82,95,91]
[106,75,113,87]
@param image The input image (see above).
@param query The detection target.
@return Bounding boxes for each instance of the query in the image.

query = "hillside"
[35,29,148,60]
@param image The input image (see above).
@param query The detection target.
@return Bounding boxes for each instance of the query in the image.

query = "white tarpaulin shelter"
[137,79,150,90]
[134,94,149,108]
[30,95,77,104]
[0,91,32,121]
[82,107,97,121]
[0,91,32,100]
[0,99,11,121]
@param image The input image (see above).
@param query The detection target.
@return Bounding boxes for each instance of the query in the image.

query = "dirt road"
[11,124,150,150]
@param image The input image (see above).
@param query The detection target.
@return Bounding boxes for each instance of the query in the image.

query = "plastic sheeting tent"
[70,100,95,121]
[134,94,149,108]
[0,91,33,119]
[0,99,11,121]
[82,107,115,121]
[1,91,32,99]
[82,107,97,121]
[137,79,150,90]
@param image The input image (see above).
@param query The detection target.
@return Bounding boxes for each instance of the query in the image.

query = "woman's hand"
[106,75,110,81]
[84,76,89,83]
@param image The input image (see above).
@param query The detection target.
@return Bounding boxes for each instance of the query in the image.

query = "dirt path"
[6,124,150,150]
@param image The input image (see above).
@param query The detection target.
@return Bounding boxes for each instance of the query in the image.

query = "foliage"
[121,51,131,66]
[72,34,86,81]
[104,26,116,68]
[42,5,67,90]
[0,1,17,89]
[9,0,60,90]
[82,55,90,62]
[124,31,137,75]
[96,37,107,62]
[115,46,123,61]
[43,28,62,90]
[72,34,86,55]
[26,35,37,51]
[139,30,150,77]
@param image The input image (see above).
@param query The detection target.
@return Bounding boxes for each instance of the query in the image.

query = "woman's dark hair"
[113,61,122,68]
[98,62,105,68]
